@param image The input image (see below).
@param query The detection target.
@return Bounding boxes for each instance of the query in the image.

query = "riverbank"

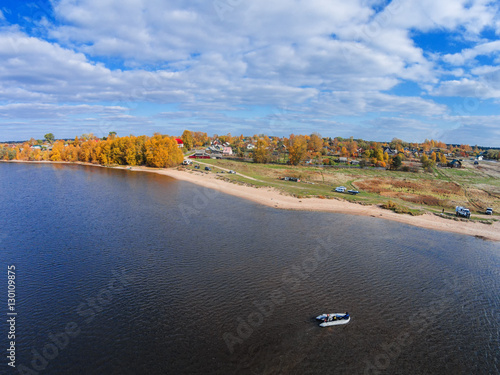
[3,160,499,241]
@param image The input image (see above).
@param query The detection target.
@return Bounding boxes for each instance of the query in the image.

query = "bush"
[381,200,416,215]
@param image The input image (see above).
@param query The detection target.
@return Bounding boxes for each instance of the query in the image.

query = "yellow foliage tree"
[50,141,65,161]
[288,135,307,165]
[181,130,194,150]
[145,134,183,168]
[254,138,271,163]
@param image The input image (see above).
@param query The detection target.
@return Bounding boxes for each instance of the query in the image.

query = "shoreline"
[3,159,500,242]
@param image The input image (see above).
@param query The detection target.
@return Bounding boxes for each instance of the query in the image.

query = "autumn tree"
[308,133,323,153]
[181,130,194,150]
[374,148,384,162]
[97,140,111,165]
[193,132,209,147]
[348,140,358,157]
[145,134,183,168]
[288,135,307,165]
[253,138,271,163]
[50,141,65,161]
[431,151,437,163]
[421,154,435,171]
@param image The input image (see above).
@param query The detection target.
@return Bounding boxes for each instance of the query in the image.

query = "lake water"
[0,163,499,374]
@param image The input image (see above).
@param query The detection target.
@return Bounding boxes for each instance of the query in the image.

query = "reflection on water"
[0,163,499,374]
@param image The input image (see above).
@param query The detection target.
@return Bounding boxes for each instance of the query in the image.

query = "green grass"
[184,158,500,215]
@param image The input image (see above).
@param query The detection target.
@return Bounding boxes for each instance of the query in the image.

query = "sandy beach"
[136,165,500,242]
[3,160,500,242]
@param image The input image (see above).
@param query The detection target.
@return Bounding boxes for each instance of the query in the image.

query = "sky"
[0,0,500,146]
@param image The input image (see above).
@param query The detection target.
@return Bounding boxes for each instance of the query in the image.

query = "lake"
[0,163,499,374]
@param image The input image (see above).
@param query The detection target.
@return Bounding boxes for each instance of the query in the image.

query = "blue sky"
[0,0,500,146]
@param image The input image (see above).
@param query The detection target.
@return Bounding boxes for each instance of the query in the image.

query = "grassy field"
[183,158,500,220]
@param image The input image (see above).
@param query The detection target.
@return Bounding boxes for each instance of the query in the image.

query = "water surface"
[0,163,498,374]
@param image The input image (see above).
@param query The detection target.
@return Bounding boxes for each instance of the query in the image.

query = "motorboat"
[316,312,350,327]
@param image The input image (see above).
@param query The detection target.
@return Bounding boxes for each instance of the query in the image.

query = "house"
[383,146,398,156]
[448,159,462,168]
[222,146,233,155]
[338,157,348,163]
[208,145,223,153]
[350,160,360,165]
[189,149,210,159]
[477,156,483,161]
[175,139,184,148]
[246,144,256,150]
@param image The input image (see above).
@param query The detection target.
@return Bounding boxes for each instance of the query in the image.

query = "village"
[176,133,499,221]
[1,132,499,221]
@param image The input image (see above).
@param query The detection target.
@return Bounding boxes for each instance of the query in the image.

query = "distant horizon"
[2,132,499,150]
[1,1,500,146]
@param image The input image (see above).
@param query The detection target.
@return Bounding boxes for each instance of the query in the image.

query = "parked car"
[335,186,346,193]
[281,176,300,182]
[347,190,359,195]
[182,160,192,165]
[194,165,199,169]
[456,206,471,219]
[486,208,493,215]
[205,166,211,171]
[229,170,236,174]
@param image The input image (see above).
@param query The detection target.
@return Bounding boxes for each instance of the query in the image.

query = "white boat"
[316,313,350,327]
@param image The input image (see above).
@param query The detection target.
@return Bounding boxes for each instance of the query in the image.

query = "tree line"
[1,131,497,169]
[0,133,183,168]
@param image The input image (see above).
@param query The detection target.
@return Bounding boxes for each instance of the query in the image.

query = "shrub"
[381,200,412,215]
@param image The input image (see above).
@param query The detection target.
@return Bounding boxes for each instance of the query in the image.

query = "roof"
[175,138,183,144]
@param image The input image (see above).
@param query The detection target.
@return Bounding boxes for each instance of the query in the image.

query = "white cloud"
[439,115,500,146]
[443,40,500,65]
[309,91,447,117]
[0,103,128,119]
[430,76,500,99]
[373,0,497,34]
[0,1,499,144]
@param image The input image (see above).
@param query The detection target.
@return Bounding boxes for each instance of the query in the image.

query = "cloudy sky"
[1,0,500,145]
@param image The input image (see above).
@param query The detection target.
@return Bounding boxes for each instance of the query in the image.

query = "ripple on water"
[1,163,499,375]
